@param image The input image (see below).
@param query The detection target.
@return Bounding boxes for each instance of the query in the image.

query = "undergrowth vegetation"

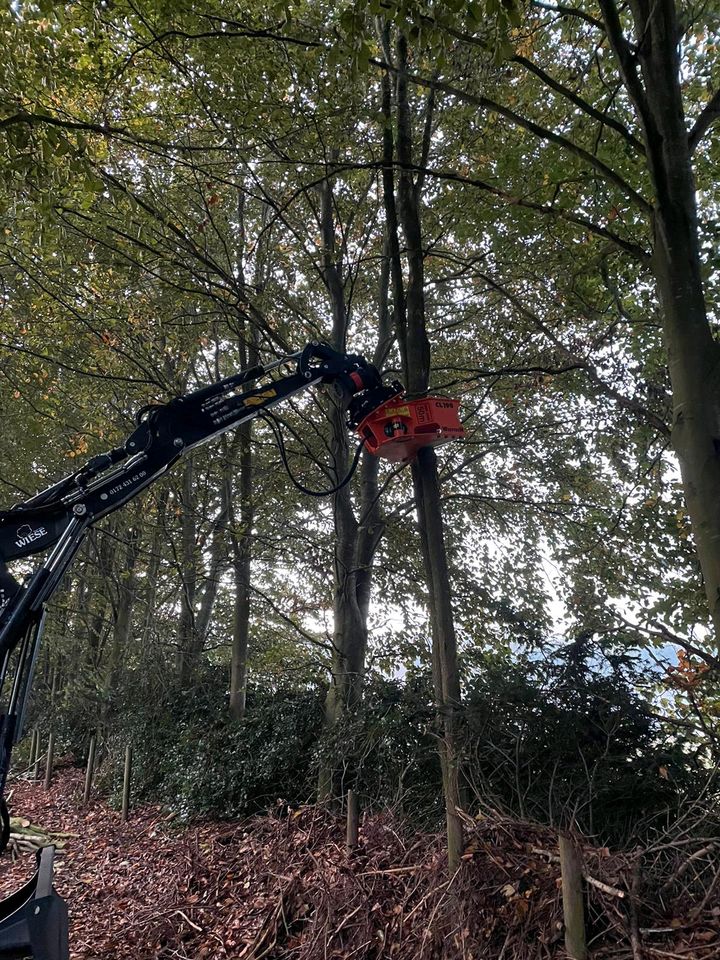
[25,647,707,849]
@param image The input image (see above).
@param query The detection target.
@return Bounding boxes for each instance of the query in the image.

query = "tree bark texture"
[84,524,116,670]
[101,515,141,724]
[175,447,236,686]
[229,196,263,719]
[175,456,198,683]
[229,320,258,720]
[139,486,168,666]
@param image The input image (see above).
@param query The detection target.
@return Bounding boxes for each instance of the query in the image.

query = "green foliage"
[316,673,444,819]
[330,0,524,72]
[104,672,326,819]
[462,648,693,843]
[39,659,702,848]
[2,0,720,855]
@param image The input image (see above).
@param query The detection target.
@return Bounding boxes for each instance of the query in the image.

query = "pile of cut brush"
[0,771,718,959]
[6,815,75,855]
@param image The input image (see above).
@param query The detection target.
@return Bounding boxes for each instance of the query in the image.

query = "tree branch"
[250,584,333,652]
[476,270,670,437]
[597,0,654,141]
[265,157,650,261]
[0,110,232,154]
[531,1,605,30]
[513,55,645,154]
[370,59,653,215]
[688,88,720,154]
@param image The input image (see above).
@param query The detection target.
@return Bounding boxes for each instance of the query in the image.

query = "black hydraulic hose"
[261,414,366,497]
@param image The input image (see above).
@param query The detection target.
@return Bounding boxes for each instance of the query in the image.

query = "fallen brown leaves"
[0,771,717,959]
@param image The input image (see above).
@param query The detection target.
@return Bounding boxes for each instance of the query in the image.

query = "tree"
[376,27,465,869]
[5,0,720,865]
[367,0,720,645]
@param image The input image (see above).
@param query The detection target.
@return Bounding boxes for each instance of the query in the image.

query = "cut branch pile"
[0,771,718,959]
[7,816,73,855]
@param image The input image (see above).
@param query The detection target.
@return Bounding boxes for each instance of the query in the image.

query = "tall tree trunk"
[194,487,233,642]
[177,456,236,684]
[387,32,465,871]
[102,517,141,724]
[317,159,388,800]
[318,157,362,800]
[229,345,257,719]
[229,469,252,719]
[84,524,116,670]
[601,0,720,642]
[139,486,168,667]
[411,450,464,871]
[229,193,260,720]
[175,456,198,684]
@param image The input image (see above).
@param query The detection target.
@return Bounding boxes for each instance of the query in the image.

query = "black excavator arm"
[0,341,399,960]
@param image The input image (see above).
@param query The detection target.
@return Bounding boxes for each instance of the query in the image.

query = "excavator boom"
[0,342,463,959]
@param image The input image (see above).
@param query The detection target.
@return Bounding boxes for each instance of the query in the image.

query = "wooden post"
[83,735,96,805]
[559,833,587,960]
[32,730,42,781]
[346,789,359,851]
[43,732,55,791]
[121,744,132,822]
[28,728,38,778]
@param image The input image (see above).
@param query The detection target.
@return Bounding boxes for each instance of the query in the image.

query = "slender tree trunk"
[387,31,465,871]
[194,494,232,642]
[178,454,236,682]
[175,457,198,683]
[411,450,465,871]
[229,535,251,718]
[101,520,141,725]
[84,524,116,669]
[139,486,168,664]
[318,159,363,799]
[229,370,256,720]
[317,159,388,800]
[229,196,260,719]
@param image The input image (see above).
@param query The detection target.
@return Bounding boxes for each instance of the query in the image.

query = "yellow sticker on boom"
[383,405,410,417]
[243,388,278,406]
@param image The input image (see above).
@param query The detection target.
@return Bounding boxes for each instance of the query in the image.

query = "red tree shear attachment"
[356,394,465,463]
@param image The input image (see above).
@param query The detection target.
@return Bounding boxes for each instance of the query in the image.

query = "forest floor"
[0,769,717,959]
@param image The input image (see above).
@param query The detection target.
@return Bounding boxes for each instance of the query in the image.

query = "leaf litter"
[0,770,717,959]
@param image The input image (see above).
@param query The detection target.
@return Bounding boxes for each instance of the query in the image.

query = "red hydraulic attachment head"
[357,394,465,463]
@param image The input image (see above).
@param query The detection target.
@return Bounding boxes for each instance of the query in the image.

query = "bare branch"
[531,1,605,30]
[476,270,670,437]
